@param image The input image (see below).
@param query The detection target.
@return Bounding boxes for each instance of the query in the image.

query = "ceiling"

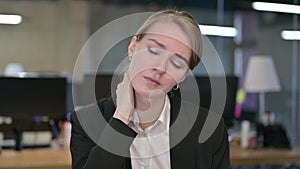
[88,0,298,11]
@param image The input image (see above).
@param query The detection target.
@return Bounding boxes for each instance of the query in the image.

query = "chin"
[135,86,170,99]
[134,87,152,98]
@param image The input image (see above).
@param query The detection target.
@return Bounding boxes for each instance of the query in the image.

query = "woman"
[71,9,230,169]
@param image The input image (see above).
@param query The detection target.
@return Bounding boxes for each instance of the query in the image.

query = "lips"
[144,76,160,86]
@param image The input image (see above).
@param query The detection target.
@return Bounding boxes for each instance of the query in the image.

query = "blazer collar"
[103,93,198,169]
[168,93,198,169]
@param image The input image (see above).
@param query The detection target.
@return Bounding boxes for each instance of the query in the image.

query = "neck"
[134,92,166,130]
[135,93,151,112]
[139,121,156,130]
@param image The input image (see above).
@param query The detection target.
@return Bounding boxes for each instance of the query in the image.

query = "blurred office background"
[0,0,299,160]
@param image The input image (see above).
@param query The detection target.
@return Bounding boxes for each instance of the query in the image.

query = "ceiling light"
[199,25,237,37]
[252,2,300,14]
[281,30,300,40]
[0,14,22,25]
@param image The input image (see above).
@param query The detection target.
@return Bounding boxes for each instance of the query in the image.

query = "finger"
[123,71,135,106]
[115,72,135,120]
[122,71,130,83]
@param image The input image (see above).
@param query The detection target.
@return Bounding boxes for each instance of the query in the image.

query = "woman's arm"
[70,112,96,169]
[70,104,137,169]
[211,119,231,169]
[83,117,137,169]
[195,110,231,169]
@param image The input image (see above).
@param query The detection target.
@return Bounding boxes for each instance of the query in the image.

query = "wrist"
[113,111,130,125]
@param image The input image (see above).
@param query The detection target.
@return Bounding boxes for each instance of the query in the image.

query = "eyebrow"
[148,38,189,65]
[148,38,166,49]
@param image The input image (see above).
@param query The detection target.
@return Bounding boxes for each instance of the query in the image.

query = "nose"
[153,56,168,74]
[153,67,165,74]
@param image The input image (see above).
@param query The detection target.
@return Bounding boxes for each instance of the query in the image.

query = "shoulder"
[96,96,117,121]
[194,106,228,156]
[194,105,227,143]
[72,97,116,122]
[169,94,227,144]
[71,97,116,143]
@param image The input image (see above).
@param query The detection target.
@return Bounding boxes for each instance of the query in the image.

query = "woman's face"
[128,22,192,98]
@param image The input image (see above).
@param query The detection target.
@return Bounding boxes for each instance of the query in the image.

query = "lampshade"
[244,55,281,92]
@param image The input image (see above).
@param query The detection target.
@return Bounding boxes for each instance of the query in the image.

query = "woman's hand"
[113,72,135,125]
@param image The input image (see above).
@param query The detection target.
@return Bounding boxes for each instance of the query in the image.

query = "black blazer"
[70,94,231,169]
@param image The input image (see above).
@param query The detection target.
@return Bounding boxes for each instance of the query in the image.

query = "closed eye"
[148,47,161,55]
[170,55,188,70]
[170,60,183,69]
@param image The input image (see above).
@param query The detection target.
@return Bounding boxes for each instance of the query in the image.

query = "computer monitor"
[0,76,67,131]
[79,74,113,106]
[195,76,238,127]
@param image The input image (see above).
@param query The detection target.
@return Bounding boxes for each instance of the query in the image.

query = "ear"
[128,36,138,57]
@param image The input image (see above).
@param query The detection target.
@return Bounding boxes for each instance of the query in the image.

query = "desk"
[1,146,300,168]
[0,148,71,169]
[231,145,300,166]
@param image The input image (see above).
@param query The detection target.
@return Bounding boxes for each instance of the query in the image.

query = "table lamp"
[244,55,281,124]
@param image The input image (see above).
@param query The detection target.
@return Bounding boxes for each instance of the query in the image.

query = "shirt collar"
[158,95,170,129]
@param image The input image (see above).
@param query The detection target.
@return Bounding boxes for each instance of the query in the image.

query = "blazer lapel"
[168,94,197,169]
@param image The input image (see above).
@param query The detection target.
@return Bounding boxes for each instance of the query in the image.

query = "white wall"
[0,0,88,75]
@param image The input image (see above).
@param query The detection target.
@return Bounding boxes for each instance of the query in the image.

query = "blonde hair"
[135,9,203,70]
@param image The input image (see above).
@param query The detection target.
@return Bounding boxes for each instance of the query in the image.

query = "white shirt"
[129,96,171,169]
